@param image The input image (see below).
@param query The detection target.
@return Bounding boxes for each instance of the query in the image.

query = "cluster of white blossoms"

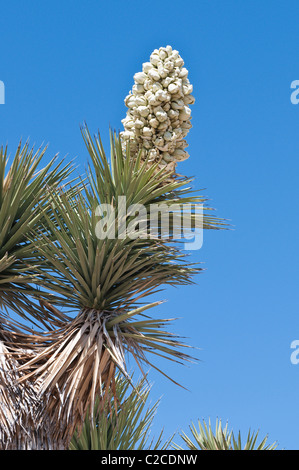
[120,45,195,172]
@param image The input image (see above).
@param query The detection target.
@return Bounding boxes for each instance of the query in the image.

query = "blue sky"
[1,0,299,449]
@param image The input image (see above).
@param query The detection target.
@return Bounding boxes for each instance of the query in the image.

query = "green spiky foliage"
[0,140,75,324]
[0,141,78,449]
[0,122,227,449]
[69,374,171,450]
[173,418,278,451]
[7,126,225,448]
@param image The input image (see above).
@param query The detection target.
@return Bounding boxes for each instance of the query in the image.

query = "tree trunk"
[0,341,72,450]
[2,425,67,450]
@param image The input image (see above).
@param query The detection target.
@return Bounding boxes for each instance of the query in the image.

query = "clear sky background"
[1,0,299,449]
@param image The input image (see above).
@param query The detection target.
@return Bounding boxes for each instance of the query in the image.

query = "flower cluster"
[120,45,195,172]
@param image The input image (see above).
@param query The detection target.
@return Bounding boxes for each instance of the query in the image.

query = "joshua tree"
[0,46,223,450]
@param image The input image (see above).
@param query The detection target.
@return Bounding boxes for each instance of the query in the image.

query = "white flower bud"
[122,130,135,140]
[183,83,193,95]
[126,96,136,108]
[143,78,152,91]
[172,99,185,110]
[168,109,179,120]
[167,141,176,153]
[152,82,163,93]
[159,48,168,60]
[156,110,168,122]
[125,93,133,105]
[158,66,168,78]
[142,62,153,73]
[170,91,184,100]
[174,57,184,67]
[132,84,144,95]
[172,127,183,140]
[171,119,181,128]
[142,127,153,137]
[135,118,145,129]
[150,52,160,66]
[138,106,150,117]
[179,67,188,78]
[162,77,173,88]
[156,89,168,102]
[153,105,163,114]
[161,152,174,163]
[164,131,172,141]
[149,117,159,128]
[172,149,189,161]
[157,121,169,132]
[134,72,147,84]
[177,139,188,148]
[148,148,158,160]
[181,120,192,129]
[181,128,189,138]
[123,119,135,129]
[148,68,160,81]
[179,105,192,121]
[127,108,134,119]
[148,94,161,107]
[135,96,147,106]
[143,140,151,149]
[168,83,180,94]
[183,94,195,105]
[164,60,174,71]
[154,136,165,148]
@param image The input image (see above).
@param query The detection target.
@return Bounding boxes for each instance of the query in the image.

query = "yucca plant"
[173,418,278,450]
[0,46,226,450]
[69,374,171,450]
[14,126,225,447]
